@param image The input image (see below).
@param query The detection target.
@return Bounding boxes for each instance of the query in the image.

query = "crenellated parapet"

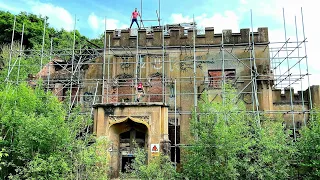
[105,27,269,47]
[272,87,310,105]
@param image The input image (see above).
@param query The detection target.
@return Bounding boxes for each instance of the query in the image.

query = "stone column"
[258,81,274,112]
[160,106,171,156]
[310,85,320,108]
[96,107,106,136]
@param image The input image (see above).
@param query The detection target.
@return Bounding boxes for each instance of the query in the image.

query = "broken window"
[208,69,236,88]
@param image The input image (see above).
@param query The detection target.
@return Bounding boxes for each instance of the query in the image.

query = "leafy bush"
[182,86,294,179]
[122,146,180,180]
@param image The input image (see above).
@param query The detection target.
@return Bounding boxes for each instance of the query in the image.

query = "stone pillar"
[222,29,232,44]
[153,28,162,46]
[160,106,170,156]
[93,108,98,133]
[187,28,196,45]
[96,107,106,136]
[205,27,214,44]
[120,29,130,47]
[106,30,114,47]
[240,28,250,43]
[284,87,294,101]
[138,29,146,46]
[258,81,274,112]
[310,85,320,108]
[160,140,171,156]
[258,27,269,43]
[169,29,180,46]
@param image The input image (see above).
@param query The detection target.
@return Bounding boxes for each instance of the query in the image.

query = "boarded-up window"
[208,69,236,88]
[148,73,163,102]
[111,74,134,103]
[118,79,133,102]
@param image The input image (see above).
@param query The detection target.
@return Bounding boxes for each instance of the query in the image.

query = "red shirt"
[132,11,139,19]
[138,83,143,89]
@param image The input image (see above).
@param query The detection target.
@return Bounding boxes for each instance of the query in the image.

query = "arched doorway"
[109,118,149,175]
[119,120,147,172]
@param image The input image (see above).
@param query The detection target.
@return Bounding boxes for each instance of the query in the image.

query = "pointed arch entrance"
[93,103,170,178]
[108,116,150,176]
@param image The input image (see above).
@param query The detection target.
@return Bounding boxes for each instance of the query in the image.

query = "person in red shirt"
[136,81,144,102]
[130,8,140,29]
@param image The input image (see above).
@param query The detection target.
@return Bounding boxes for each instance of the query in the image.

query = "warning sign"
[151,144,160,156]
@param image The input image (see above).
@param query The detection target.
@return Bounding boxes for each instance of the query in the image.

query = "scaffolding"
[2,5,314,168]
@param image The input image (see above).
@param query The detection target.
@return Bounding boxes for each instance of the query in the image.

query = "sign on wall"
[151,144,160,156]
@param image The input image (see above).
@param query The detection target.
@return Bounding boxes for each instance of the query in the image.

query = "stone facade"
[33,25,320,177]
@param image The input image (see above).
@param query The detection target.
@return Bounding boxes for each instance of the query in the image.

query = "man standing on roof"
[130,8,140,29]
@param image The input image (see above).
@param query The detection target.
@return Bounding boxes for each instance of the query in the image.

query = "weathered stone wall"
[273,104,308,129]
[105,27,269,47]
[86,27,271,149]
[87,26,320,177]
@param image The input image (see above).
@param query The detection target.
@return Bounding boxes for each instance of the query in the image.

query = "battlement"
[105,27,269,47]
[273,87,310,105]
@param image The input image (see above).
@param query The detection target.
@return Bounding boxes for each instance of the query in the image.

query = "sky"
[0,0,319,91]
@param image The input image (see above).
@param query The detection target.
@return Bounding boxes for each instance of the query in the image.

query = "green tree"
[77,136,110,180]
[0,41,42,84]
[182,86,293,179]
[0,82,71,179]
[0,10,110,180]
[0,54,110,180]
[297,110,320,179]
[89,33,104,48]
[0,82,110,179]
[0,11,89,51]
[123,146,179,180]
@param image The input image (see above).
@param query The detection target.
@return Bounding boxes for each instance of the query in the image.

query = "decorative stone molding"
[108,115,151,128]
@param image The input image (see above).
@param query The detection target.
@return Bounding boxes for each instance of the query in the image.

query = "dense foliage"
[0,11,88,50]
[182,87,295,179]
[0,11,109,178]
[0,81,110,179]
[297,110,320,179]
[122,146,179,180]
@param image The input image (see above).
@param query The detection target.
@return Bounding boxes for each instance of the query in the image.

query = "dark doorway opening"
[121,156,135,172]
[118,119,148,173]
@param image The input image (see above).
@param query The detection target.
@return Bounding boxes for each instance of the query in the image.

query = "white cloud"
[238,0,320,90]
[87,12,128,38]
[240,0,248,5]
[88,12,99,31]
[28,2,74,31]
[0,2,21,12]
[170,0,319,91]
[170,11,239,33]
[0,0,74,31]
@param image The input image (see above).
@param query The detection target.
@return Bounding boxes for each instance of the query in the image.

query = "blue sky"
[0,0,281,38]
[0,0,319,89]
